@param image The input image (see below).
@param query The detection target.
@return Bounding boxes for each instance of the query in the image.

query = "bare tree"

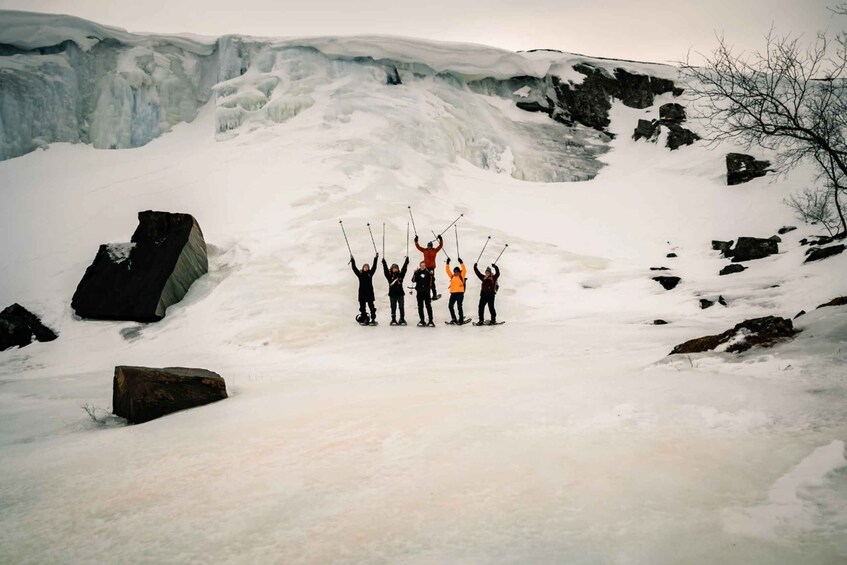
[683,25,847,236]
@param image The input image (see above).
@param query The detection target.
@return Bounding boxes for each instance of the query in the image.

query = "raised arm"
[351,257,360,275]
[460,262,467,278]
[473,263,484,280]
[400,257,409,279]
[445,262,453,278]
[434,236,444,252]
[371,255,378,273]
[414,235,425,253]
[382,258,390,280]
[493,264,500,280]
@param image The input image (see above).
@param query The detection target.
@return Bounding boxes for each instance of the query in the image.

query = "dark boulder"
[0,303,58,351]
[670,316,796,355]
[653,319,669,325]
[516,100,552,113]
[805,244,845,263]
[731,237,778,262]
[112,366,227,424]
[795,310,806,319]
[778,226,797,235]
[633,119,657,141]
[664,122,700,150]
[726,153,771,185]
[712,240,734,255]
[817,296,847,309]
[769,235,782,243]
[700,295,728,309]
[719,264,747,276]
[71,211,208,323]
[667,252,678,258]
[659,103,686,123]
[653,276,681,290]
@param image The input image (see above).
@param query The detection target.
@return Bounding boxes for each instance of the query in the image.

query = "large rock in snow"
[726,153,771,185]
[653,276,681,290]
[817,296,847,309]
[71,211,208,322]
[658,103,686,123]
[670,316,796,355]
[731,237,778,262]
[805,244,845,263]
[112,366,227,424]
[0,303,58,351]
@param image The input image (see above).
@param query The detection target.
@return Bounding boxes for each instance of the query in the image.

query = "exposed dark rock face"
[386,66,402,85]
[653,319,669,325]
[778,226,797,235]
[71,211,208,323]
[731,237,778,262]
[653,276,681,290]
[515,63,683,135]
[659,103,686,123]
[112,366,227,424]
[632,102,699,150]
[650,266,670,271]
[795,310,806,318]
[699,295,727,309]
[817,296,847,309]
[666,253,678,258]
[0,303,58,351]
[720,264,747,276]
[726,153,771,185]
[670,316,796,355]
[805,244,845,263]
[769,235,782,243]
[712,240,734,255]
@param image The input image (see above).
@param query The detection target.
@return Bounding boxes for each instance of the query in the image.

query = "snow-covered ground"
[1,13,846,564]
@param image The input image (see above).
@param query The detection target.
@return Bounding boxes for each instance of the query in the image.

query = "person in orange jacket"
[445,257,467,324]
[414,234,443,300]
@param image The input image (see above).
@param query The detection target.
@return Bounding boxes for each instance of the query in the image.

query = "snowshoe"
[390,320,398,326]
[417,321,427,327]
[427,321,435,327]
[472,320,504,326]
[432,294,442,301]
[399,320,407,326]
[368,321,379,326]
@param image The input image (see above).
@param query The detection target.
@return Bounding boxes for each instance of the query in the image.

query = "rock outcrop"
[726,153,771,185]
[731,237,778,262]
[0,303,58,351]
[653,276,681,290]
[805,244,845,263]
[632,102,699,150]
[112,366,227,424]
[71,211,208,323]
[670,316,796,355]
[719,264,747,276]
[711,240,734,256]
[817,296,847,309]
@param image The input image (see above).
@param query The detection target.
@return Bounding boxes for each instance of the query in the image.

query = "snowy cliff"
[0,11,680,182]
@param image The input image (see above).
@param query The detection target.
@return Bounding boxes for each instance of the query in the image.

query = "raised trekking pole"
[340,220,353,263]
[406,221,410,257]
[476,236,491,264]
[437,213,464,237]
[408,206,418,236]
[367,223,378,255]
[455,224,460,259]
[432,230,450,261]
[382,222,385,257]
[492,243,509,265]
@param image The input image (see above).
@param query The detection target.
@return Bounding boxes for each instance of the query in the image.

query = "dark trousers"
[416,293,433,323]
[359,300,376,320]
[390,294,405,322]
[448,292,464,321]
[478,292,496,322]
[427,268,438,298]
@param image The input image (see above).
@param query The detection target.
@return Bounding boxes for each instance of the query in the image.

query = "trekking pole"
[476,236,491,264]
[382,222,385,257]
[367,223,378,254]
[408,206,418,236]
[437,213,464,237]
[432,230,450,261]
[340,220,353,263]
[455,224,460,259]
[406,222,410,257]
[492,243,509,265]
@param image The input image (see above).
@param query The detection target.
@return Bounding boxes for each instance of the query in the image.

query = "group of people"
[350,234,501,327]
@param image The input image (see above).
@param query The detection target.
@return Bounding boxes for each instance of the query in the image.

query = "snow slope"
[1,12,846,565]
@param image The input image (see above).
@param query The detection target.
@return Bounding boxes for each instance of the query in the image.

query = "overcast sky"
[0,0,844,63]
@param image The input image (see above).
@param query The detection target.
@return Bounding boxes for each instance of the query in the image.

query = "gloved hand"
[437,235,443,240]
[458,258,463,263]
[446,258,451,264]
[414,235,419,242]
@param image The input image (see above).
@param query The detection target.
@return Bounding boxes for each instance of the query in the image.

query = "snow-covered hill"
[1,11,846,564]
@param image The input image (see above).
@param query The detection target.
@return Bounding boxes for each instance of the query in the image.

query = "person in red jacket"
[414,234,443,300]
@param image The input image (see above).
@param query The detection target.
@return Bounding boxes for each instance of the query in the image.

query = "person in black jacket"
[411,260,434,326]
[351,254,378,324]
[473,263,500,324]
[382,256,409,325]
